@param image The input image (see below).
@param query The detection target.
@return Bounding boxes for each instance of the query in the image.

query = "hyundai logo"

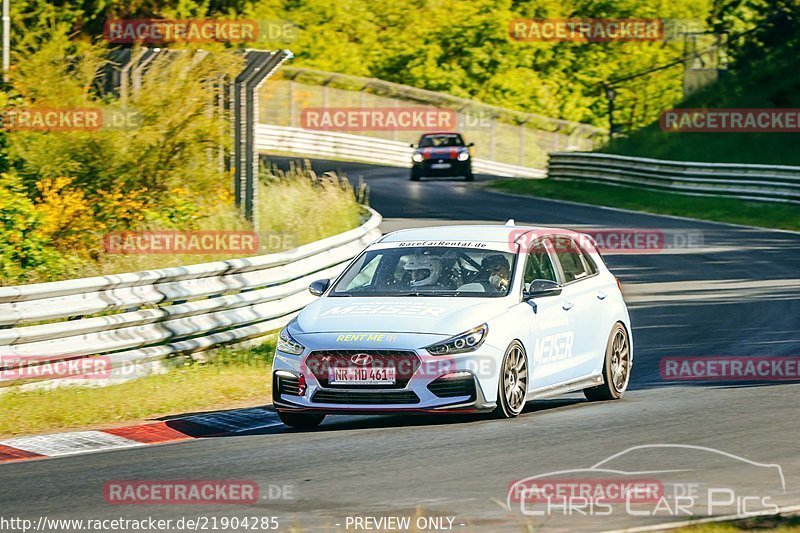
[350,353,373,366]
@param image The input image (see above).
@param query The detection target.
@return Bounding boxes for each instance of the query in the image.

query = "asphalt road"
[2,158,799,532]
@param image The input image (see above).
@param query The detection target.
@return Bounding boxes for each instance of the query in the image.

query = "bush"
[0,27,364,285]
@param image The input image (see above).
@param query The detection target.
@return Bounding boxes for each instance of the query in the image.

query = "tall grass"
[258,160,366,248]
[2,163,365,284]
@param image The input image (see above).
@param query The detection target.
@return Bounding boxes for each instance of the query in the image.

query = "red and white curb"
[0,407,282,464]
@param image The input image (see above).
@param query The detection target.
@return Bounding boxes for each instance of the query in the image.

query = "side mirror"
[308,279,330,296]
[468,142,475,147]
[524,279,562,300]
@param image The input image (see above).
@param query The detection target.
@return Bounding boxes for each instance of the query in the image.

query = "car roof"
[419,132,462,136]
[379,224,572,245]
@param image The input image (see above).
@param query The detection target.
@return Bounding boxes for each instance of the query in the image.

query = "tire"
[410,170,421,181]
[584,323,631,401]
[278,411,325,428]
[465,172,474,182]
[492,341,528,418]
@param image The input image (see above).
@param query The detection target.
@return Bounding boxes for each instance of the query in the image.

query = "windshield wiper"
[399,291,461,297]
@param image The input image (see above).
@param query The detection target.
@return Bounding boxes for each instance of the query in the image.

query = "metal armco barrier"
[0,210,382,389]
[256,124,547,179]
[548,152,800,204]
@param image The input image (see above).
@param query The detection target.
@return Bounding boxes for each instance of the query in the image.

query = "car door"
[551,235,607,381]
[521,238,575,392]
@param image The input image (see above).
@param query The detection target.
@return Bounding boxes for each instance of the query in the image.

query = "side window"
[582,249,598,275]
[524,240,558,290]
[553,237,588,284]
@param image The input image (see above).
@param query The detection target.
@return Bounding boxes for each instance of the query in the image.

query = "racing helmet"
[404,254,443,287]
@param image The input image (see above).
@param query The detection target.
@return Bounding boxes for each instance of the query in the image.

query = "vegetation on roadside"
[6,0,727,129]
[0,27,364,285]
[604,1,800,166]
[675,514,800,532]
[0,342,276,438]
[2,1,796,283]
[490,178,800,232]
[89,164,365,280]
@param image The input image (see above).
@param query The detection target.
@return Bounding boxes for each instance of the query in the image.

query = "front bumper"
[271,348,497,415]
[412,159,471,177]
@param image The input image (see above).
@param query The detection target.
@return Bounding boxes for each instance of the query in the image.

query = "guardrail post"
[489,116,496,161]
[233,50,293,231]
[289,80,296,128]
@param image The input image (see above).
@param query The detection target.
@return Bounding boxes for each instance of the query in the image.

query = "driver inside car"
[403,254,444,289]
[481,254,511,292]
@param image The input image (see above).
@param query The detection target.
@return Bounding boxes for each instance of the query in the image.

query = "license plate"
[431,163,451,169]
[329,367,396,385]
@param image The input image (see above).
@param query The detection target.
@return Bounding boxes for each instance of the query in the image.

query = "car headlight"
[412,153,424,163]
[425,324,488,355]
[457,151,470,161]
[277,327,305,355]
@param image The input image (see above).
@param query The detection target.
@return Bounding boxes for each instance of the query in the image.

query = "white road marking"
[0,431,145,457]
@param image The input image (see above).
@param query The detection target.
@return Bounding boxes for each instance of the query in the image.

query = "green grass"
[603,44,800,166]
[489,178,800,232]
[675,514,800,532]
[0,343,276,438]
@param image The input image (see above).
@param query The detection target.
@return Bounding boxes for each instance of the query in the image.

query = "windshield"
[418,134,465,147]
[330,246,517,297]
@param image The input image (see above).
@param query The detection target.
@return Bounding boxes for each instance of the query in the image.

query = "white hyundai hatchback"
[272,223,633,428]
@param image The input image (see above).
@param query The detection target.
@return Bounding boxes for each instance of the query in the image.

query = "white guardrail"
[548,152,800,204]
[0,210,382,389]
[256,124,547,179]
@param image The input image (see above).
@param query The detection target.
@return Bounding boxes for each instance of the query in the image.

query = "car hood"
[293,296,510,336]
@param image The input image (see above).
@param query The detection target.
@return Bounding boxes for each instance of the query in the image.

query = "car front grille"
[305,350,421,389]
[427,374,476,399]
[311,389,420,405]
[274,373,302,396]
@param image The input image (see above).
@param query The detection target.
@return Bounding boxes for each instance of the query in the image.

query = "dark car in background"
[410,132,474,181]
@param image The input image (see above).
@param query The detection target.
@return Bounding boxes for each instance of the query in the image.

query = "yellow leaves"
[34,176,96,248]
[210,185,235,208]
[96,186,151,226]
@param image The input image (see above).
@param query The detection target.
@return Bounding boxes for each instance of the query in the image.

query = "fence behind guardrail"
[257,67,605,174]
